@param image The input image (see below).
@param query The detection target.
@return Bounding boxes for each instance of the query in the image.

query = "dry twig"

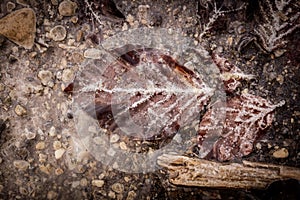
[157,154,300,189]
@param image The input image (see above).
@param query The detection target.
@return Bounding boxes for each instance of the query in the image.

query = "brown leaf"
[198,93,285,161]
[93,48,214,140]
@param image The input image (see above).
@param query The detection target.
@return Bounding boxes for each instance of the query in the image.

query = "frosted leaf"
[93,48,215,140]
[198,93,285,161]
[212,53,254,92]
[72,28,227,173]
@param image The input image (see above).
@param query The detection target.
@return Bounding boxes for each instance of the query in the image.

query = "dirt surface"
[0,0,299,199]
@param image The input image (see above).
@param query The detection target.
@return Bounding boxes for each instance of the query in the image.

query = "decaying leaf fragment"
[198,93,285,161]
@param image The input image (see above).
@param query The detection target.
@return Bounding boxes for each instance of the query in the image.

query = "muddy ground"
[0,0,299,199]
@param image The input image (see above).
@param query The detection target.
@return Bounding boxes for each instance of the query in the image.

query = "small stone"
[84,48,103,59]
[39,164,51,175]
[98,173,105,180]
[0,8,36,49]
[92,180,104,188]
[80,178,88,187]
[38,153,47,163]
[15,104,27,116]
[70,16,78,24]
[76,30,83,42]
[256,143,262,150]
[119,142,127,150]
[19,187,28,195]
[0,83,5,92]
[7,2,16,12]
[110,134,120,143]
[49,25,67,41]
[126,14,135,26]
[53,141,62,150]
[49,126,57,137]
[55,168,64,175]
[62,68,74,82]
[36,141,46,150]
[25,128,36,140]
[108,191,116,199]
[59,0,78,17]
[13,160,30,170]
[38,70,53,86]
[51,0,58,6]
[72,181,80,188]
[111,183,124,194]
[124,176,131,182]
[47,191,58,200]
[274,49,286,57]
[273,148,289,158]
[55,148,65,159]
[276,75,284,85]
[126,191,136,200]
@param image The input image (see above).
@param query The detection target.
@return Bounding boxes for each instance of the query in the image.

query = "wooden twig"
[157,154,300,189]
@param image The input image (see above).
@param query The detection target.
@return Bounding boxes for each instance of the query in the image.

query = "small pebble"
[72,181,80,188]
[110,134,120,143]
[51,0,58,5]
[80,178,88,187]
[119,142,127,150]
[84,48,103,59]
[25,128,36,140]
[55,148,65,159]
[126,191,137,200]
[273,148,289,158]
[49,126,57,137]
[92,180,104,188]
[276,75,284,85]
[13,160,30,170]
[124,176,131,182]
[36,141,46,150]
[19,187,28,195]
[111,182,124,194]
[38,70,53,86]
[6,2,16,12]
[58,0,78,17]
[38,153,47,163]
[49,25,67,41]
[62,68,74,82]
[108,191,116,199]
[47,191,58,200]
[53,141,62,150]
[256,143,262,150]
[55,168,64,175]
[39,164,51,175]
[15,104,27,116]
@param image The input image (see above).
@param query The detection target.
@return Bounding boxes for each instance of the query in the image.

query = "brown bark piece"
[157,154,300,189]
